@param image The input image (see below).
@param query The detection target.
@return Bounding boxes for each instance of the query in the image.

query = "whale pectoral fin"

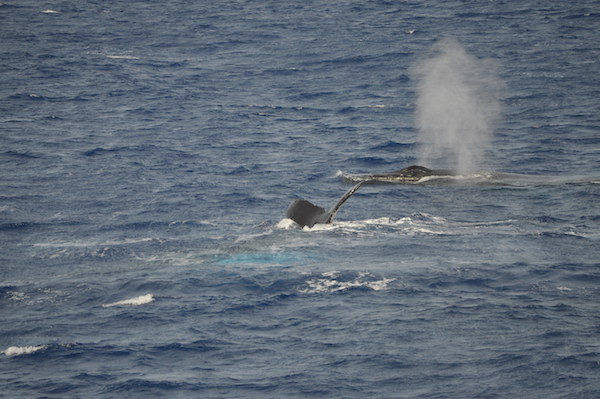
[325,181,365,224]
[286,199,327,228]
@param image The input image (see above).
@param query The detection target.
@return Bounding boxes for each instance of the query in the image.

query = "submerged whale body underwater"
[286,165,452,228]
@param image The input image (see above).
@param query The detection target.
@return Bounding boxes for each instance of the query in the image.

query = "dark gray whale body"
[344,164,453,184]
[286,165,452,228]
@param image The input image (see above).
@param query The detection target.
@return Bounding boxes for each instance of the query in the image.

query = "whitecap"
[41,9,59,14]
[34,237,154,248]
[276,218,297,229]
[297,216,449,236]
[102,294,154,308]
[4,345,47,357]
[106,55,140,60]
[366,278,396,291]
[7,291,26,301]
[300,271,395,294]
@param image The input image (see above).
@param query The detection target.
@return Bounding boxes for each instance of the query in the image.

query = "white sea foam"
[415,173,495,185]
[102,294,154,308]
[8,291,26,301]
[277,218,298,229]
[106,55,140,60]
[300,271,395,294]
[41,9,59,14]
[280,212,521,238]
[235,229,279,243]
[298,216,449,236]
[340,170,515,186]
[4,345,47,357]
[34,237,155,248]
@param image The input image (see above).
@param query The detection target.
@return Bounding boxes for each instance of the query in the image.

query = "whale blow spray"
[412,39,504,174]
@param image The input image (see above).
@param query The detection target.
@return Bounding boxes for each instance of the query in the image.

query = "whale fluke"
[286,182,365,228]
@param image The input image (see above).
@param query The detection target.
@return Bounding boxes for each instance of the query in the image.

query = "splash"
[4,345,47,357]
[300,271,395,294]
[412,38,504,174]
[102,294,154,308]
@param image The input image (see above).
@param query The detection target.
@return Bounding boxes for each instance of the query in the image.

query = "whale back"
[344,164,453,183]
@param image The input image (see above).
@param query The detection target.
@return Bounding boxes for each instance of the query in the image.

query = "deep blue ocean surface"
[2,1,600,397]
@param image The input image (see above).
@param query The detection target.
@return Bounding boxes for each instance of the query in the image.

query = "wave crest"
[102,294,154,308]
[4,345,47,357]
[300,271,395,294]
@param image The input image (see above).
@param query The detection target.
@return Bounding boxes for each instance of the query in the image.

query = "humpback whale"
[343,164,453,184]
[286,165,453,228]
[286,181,365,228]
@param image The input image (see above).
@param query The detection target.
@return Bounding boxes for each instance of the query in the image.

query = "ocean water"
[1,0,600,398]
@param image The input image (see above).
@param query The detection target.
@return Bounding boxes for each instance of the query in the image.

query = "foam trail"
[4,345,47,357]
[102,294,154,308]
[300,271,395,294]
[412,38,503,174]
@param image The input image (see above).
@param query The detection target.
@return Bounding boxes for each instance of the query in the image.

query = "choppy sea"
[2,1,600,398]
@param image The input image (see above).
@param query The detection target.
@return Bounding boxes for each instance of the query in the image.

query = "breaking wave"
[300,271,395,294]
[102,294,154,308]
[4,345,47,357]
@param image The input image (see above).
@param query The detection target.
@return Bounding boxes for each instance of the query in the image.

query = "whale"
[286,165,453,228]
[286,181,365,228]
[343,164,453,184]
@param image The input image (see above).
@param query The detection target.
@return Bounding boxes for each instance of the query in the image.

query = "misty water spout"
[412,39,504,174]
